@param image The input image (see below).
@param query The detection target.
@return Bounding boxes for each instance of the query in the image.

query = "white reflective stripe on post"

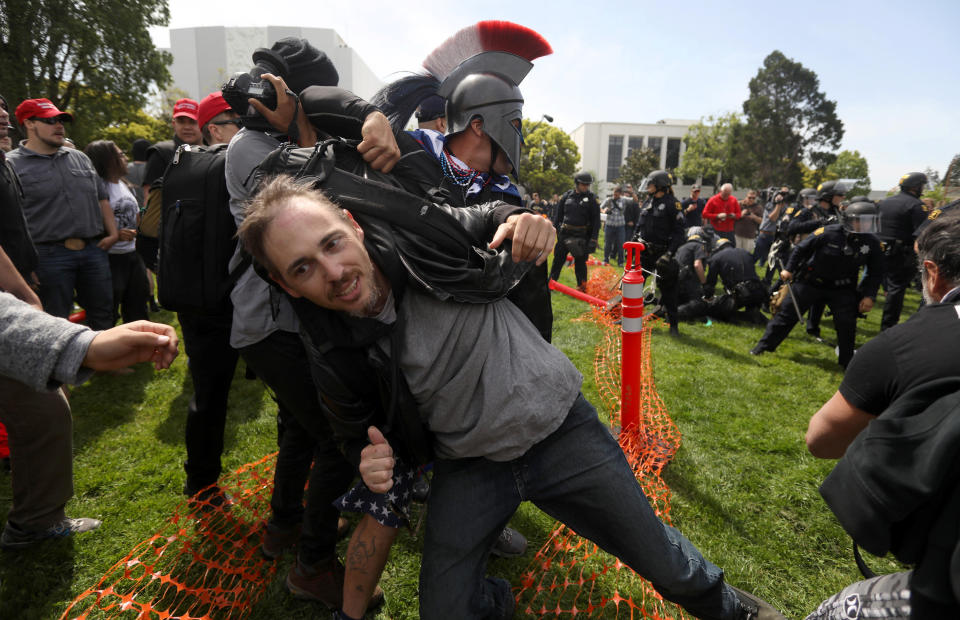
[623,282,644,298]
[622,316,644,332]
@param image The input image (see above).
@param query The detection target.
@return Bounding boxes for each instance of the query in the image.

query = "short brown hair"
[237,175,347,277]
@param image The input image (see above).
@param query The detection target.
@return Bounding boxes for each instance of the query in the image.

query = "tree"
[675,113,744,187]
[815,150,871,196]
[739,50,844,188]
[0,0,172,146]
[519,120,580,198]
[614,147,659,190]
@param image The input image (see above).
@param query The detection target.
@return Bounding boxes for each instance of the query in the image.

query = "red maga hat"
[172,98,200,121]
[14,98,73,125]
[197,92,232,128]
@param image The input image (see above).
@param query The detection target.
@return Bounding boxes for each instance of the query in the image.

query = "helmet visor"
[843,213,881,234]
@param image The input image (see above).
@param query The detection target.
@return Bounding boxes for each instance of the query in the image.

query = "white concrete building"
[167,26,383,102]
[570,120,696,192]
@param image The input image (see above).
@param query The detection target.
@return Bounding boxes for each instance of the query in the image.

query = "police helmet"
[847,195,872,205]
[714,237,733,251]
[817,180,846,202]
[798,188,817,207]
[574,171,593,186]
[646,170,673,192]
[842,201,881,234]
[899,172,927,193]
[686,226,705,242]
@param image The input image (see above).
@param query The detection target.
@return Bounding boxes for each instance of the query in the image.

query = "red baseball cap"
[14,98,73,125]
[197,92,232,128]
[172,98,200,122]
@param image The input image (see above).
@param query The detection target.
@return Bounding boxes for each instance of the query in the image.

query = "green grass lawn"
[0,246,915,619]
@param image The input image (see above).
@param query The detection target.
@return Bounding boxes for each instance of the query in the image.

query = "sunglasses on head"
[31,116,69,125]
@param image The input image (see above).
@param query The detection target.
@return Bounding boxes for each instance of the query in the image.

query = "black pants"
[178,310,239,492]
[240,330,355,563]
[549,233,589,286]
[643,246,678,329]
[108,251,149,324]
[755,282,858,367]
[880,249,916,330]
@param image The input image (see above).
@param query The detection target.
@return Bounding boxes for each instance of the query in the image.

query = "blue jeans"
[34,242,114,329]
[604,224,626,265]
[419,394,740,620]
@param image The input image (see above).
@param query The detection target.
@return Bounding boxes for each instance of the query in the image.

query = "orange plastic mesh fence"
[515,266,688,618]
[62,454,279,619]
[65,265,684,619]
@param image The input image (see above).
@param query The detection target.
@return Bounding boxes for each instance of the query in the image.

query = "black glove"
[655,252,673,271]
[587,240,598,254]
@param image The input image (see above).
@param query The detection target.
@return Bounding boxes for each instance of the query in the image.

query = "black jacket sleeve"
[300,85,382,139]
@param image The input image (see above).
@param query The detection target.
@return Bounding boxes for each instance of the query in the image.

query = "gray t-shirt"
[225,128,299,348]
[386,287,582,461]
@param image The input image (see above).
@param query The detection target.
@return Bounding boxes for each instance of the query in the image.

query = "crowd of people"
[1,18,959,620]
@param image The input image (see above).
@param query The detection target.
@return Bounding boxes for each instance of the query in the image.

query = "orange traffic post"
[620,241,645,434]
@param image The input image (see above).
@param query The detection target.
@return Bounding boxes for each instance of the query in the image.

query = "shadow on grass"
[70,366,153,454]
[0,536,77,620]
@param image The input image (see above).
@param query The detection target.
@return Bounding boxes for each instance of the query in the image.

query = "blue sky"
[152,0,959,189]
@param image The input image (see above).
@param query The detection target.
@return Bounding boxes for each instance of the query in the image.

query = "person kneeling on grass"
[0,289,178,549]
[237,175,785,620]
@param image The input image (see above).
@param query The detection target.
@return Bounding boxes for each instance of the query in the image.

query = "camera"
[220,47,289,132]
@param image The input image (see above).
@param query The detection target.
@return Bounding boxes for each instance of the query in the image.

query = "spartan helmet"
[439,53,532,178]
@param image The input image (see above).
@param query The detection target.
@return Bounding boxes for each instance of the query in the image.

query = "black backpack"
[157,143,247,314]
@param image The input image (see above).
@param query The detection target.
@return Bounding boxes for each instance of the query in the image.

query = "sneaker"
[491,526,527,558]
[262,523,301,559]
[729,584,787,620]
[1,517,101,550]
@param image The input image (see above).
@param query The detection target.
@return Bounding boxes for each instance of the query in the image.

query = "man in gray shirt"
[238,175,781,620]
[8,98,117,328]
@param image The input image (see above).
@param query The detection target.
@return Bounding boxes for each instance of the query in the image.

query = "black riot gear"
[646,170,673,193]
[842,201,881,234]
[899,172,928,195]
[574,171,593,186]
[816,180,846,202]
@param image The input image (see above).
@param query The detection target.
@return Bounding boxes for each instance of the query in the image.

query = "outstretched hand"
[360,426,395,493]
[83,321,179,371]
[489,212,557,265]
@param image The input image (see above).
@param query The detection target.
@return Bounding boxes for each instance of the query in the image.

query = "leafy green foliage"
[739,51,844,188]
[0,0,172,146]
[804,150,871,196]
[518,119,580,198]
[615,146,660,190]
[676,113,745,187]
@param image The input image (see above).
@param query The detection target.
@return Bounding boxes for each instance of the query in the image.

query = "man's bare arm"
[806,391,875,458]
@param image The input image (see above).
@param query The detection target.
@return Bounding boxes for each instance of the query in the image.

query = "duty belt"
[561,223,588,235]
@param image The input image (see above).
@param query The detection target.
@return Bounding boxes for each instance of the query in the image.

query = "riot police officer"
[751,201,884,368]
[675,228,711,320]
[703,238,768,324]
[549,171,601,291]
[786,181,845,339]
[876,172,928,330]
[632,170,685,334]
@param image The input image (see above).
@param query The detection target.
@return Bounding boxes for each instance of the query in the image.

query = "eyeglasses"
[210,119,243,128]
[31,116,69,125]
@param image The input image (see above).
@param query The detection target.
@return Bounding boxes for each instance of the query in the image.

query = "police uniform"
[633,192,685,329]
[752,224,883,367]
[548,188,600,288]
[876,190,927,330]
[703,244,767,323]
[785,203,840,337]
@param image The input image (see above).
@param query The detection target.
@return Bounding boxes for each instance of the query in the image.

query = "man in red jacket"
[702,183,741,242]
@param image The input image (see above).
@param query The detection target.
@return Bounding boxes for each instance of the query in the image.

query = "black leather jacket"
[290,198,528,467]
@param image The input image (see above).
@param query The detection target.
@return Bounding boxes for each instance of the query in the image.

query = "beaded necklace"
[440,149,485,189]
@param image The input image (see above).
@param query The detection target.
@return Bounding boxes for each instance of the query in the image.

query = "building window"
[607,135,624,181]
[647,137,663,166]
[627,136,643,155]
[666,137,682,170]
